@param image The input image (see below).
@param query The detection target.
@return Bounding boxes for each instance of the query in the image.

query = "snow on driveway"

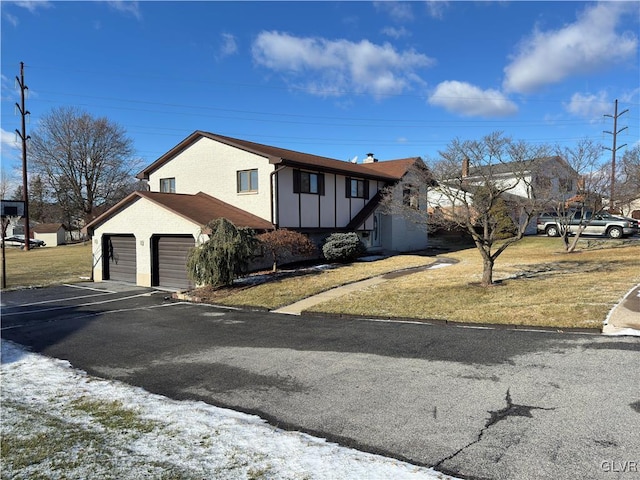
[1,339,458,479]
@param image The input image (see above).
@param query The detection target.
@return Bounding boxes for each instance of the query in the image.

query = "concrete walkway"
[602,284,640,336]
[273,262,639,336]
[272,258,455,315]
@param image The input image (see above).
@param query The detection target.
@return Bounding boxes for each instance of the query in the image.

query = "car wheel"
[546,225,559,237]
[607,226,623,239]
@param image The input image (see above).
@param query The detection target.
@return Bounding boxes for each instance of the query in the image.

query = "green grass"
[1,242,93,289]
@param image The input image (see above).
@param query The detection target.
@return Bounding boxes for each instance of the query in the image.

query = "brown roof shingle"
[32,223,65,234]
[137,131,423,182]
[84,191,274,233]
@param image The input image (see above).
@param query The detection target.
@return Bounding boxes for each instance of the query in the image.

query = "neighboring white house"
[32,223,67,247]
[618,197,640,219]
[427,156,581,234]
[84,131,430,290]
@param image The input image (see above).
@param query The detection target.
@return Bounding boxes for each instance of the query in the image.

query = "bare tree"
[28,107,140,228]
[548,138,607,252]
[384,132,551,286]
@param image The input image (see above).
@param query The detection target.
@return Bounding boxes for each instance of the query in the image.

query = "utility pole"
[603,99,628,211]
[15,61,31,250]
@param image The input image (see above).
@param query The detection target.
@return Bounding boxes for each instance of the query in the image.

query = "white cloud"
[381,26,410,39]
[218,33,238,59]
[564,91,611,120]
[504,2,638,94]
[106,1,142,20]
[425,1,448,20]
[3,12,19,26]
[252,31,433,99]
[11,1,52,13]
[1,128,20,156]
[373,1,414,22]
[429,80,518,117]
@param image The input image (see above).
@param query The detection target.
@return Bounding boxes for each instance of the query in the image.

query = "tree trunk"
[481,257,494,286]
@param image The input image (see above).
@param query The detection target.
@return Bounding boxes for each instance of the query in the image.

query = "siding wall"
[276,168,380,229]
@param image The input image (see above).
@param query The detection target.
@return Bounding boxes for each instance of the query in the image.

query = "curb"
[299,310,604,335]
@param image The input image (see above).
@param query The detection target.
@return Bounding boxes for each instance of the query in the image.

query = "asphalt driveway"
[2,283,639,480]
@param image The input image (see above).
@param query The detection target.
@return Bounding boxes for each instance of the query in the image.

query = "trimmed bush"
[257,229,317,272]
[322,232,366,263]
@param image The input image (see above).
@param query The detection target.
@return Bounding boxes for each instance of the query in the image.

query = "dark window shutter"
[318,173,325,196]
[364,180,370,199]
[293,169,301,193]
[345,177,351,198]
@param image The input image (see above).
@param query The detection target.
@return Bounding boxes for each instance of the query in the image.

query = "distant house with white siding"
[32,223,67,247]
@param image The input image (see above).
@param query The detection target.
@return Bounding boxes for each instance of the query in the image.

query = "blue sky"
[1,1,639,189]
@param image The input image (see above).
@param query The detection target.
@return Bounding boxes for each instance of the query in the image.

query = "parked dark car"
[2,235,46,248]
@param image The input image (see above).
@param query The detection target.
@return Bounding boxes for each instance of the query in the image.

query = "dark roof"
[360,157,424,178]
[137,131,422,182]
[31,223,66,233]
[84,191,274,233]
[466,156,571,177]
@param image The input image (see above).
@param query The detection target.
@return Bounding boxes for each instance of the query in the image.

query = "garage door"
[154,236,195,291]
[104,235,136,283]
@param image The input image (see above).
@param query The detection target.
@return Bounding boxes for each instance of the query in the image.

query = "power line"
[603,99,629,210]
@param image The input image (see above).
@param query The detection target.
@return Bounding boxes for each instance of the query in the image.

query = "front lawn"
[1,242,93,289]
[203,237,640,330]
[306,237,640,329]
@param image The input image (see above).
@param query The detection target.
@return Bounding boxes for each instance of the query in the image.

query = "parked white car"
[2,235,46,248]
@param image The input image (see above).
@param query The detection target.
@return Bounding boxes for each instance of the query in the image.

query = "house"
[84,131,430,290]
[427,156,581,235]
[32,223,67,247]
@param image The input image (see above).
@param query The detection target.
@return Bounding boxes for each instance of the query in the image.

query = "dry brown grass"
[193,254,437,309]
[307,237,640,329]
[1,243,93,289]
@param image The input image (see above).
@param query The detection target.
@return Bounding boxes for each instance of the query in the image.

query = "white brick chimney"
[364,152,378,163]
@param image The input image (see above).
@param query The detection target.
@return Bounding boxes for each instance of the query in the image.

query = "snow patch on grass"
[1,339,458,480]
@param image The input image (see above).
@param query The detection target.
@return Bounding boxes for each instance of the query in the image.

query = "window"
[237,169,259,193]
[535,176,552,190]
[293,170,325,195]
[346,177,369,199]
[403,186,419,209]
[160,178,175,193]
[559,178,573,193]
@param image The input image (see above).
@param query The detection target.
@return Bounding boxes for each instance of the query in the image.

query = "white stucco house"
[84,131,430,290]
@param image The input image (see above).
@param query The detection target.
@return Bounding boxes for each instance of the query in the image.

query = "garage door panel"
[155,236,194,291]
[105,235,136,283]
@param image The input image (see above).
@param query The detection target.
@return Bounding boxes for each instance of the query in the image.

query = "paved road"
[2,283,639,480]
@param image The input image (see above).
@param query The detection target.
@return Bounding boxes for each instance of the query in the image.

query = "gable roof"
[84,191,274,233]
[466,156,575,177]
[32,223,66,234]
[137,131,422,182]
